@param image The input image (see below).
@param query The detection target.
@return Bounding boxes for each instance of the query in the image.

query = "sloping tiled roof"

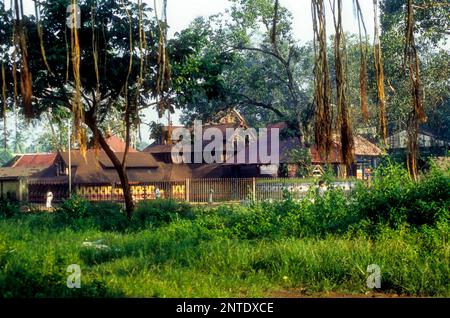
[103,135,137,152]
[352,135,384,156]
[0,167,47,180]
[7,153,57,168]
[32,150,161,184]
[59,150,158,168]
[227,134,383,165]
[143,143,173,154]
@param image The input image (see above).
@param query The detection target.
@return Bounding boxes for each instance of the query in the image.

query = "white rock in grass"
[82,240,110,251]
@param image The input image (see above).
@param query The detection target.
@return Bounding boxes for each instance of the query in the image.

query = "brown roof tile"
[9,154,57,168]
[103,135,137,152]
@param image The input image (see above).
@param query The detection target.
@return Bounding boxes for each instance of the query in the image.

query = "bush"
[56,196,90,219]
[88,202,129,232]
[132,199,194,228]
[353,161,450,229]
[305,188,358,236]
[54,197,130,232]
[0,199,20,218]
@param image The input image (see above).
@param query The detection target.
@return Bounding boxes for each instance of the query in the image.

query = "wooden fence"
[27,178,356,205]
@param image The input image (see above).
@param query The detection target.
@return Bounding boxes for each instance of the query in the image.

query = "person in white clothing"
[46,190,54,209]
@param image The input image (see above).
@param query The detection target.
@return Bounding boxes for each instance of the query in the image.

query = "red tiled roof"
[103,135,137,153]
[143,143,173,153]
[10,154,57,168]
[309,135,383,163]
[227,134,383,165]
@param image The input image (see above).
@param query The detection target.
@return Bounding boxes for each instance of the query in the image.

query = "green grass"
[0,162,448,298]
[0,214,448,297]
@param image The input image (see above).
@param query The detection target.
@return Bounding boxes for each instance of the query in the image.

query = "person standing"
[316,180,327,198]
[155,186,161,199]
[209,188,214,204]
[46,190,54,209]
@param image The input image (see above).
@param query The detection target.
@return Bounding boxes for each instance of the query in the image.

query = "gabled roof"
[6,153,57,168]
[227,134,383,165]
[28,150,160,184]
[352,135,384,156]
[143,143,173,154]
[0,167,47,180]
[103,135,137,152]
[59,150,158,168]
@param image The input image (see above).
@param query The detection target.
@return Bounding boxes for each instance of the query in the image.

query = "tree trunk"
[85,112,135,218]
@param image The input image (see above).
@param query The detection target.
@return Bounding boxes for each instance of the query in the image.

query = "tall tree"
[379,0,450,176]
[311,0,333,160]
[0,0,162,217]
[331,0,355,172]
[169,1,315,143]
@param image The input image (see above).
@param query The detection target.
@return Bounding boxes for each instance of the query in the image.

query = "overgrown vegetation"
[0,163,449,297]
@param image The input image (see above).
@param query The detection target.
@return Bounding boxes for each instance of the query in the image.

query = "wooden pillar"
[186,179,190,203]
[252,177,256,202]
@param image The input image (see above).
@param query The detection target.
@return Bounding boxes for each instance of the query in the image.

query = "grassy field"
[0,163,449,298]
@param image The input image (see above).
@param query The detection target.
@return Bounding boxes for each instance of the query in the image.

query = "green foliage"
[0,199,20,218]
[88,202,129,232]
[0,162,449,297]
[354,161,450,228]
[0,149,13,167]
[132,199,194,228]
[54,196,90,224]
[54,197,128,232]
[282,148,312,177]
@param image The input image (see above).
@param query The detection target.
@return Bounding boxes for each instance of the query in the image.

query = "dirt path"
[268,289,420,298]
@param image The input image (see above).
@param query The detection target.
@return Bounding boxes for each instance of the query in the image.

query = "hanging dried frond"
[91,6,100,95]
[133,0,146,149]
[120,0,134,168]
[1,63,7,150]
[12,50,18,109]
[331,0,355,171]
[354,0,369,122]
[311,0,333,162]
[13,0,33,118]
[34,0,54,75]
[19,35,32,117]
[373,0,387,145]
[404,0,426,181]
[69,0,86,157]
[90,5,101,159]
[64,27,69,82]
[154,0,172,118]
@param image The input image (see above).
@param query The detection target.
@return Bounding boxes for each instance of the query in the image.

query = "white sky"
[13,0,375,147]
[164,0,375,43]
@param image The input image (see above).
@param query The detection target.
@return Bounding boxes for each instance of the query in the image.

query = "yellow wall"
[0,180,25,200]
[76,184,186,200]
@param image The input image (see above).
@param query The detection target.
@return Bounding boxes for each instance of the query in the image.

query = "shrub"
[305,188,358,236]
[54,197,130,232]
[0,199,20,219]
[56,196,90,219]
[87,202,129,232]
[353,161,450,229]
[132,199,194,228]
